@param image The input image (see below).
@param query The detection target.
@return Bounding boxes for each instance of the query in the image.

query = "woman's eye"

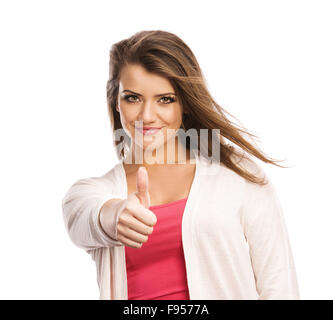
[124,95,139,103]
[160,96,175,104]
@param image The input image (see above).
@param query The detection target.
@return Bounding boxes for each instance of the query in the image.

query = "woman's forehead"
[119,64,174,94]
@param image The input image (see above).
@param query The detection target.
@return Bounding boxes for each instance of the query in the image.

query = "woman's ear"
[116,105,119,112]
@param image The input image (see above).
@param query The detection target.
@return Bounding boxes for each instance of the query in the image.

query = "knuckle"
[124,226,132,234]
[125,201,137,215]
[124,201,132,212]
[118,213,127,224]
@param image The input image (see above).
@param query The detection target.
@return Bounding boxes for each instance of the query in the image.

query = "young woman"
[62,30,300,300]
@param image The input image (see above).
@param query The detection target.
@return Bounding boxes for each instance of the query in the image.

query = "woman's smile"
[136,126,163,136]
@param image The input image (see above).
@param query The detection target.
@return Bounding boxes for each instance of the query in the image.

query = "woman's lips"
[137,127,162,136]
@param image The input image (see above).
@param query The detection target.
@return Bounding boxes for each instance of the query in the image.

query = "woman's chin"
[143,142,162,152]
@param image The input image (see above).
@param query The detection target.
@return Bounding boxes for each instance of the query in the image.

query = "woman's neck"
[122,141,193,173]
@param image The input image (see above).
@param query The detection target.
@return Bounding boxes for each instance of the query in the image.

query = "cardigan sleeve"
[61,176,126,251]
[241,177,300,300]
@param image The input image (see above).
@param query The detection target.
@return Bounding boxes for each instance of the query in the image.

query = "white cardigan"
[62,150,300,300]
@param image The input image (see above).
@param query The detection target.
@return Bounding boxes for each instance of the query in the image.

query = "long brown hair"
[106,30,288,185]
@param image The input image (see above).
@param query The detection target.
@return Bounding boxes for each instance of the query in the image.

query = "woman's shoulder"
[230,148,268,183]
[210,148,273,204]
[95,162,126,192]
[66,162,124,193]
[229,149,279,205]
[205,148,267,184]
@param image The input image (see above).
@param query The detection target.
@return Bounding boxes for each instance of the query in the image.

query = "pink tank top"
[125,197,190,300]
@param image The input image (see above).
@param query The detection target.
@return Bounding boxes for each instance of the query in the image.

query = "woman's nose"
[140,101,157,122]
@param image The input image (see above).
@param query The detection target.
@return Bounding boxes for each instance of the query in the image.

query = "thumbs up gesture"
[135,166,151,209]
[99,166,157,249]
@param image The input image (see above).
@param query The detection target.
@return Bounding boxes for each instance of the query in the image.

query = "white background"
[0,0,332,299]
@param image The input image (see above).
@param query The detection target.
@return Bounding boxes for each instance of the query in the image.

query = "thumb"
[135,166,151,208]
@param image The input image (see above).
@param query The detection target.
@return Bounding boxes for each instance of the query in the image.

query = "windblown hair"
[106,30,287,185]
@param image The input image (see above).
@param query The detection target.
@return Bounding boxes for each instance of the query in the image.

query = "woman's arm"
[61,176,125,251]
[241,177,300,300]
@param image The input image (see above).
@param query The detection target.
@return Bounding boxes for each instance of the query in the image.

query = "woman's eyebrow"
[122,89,176,97]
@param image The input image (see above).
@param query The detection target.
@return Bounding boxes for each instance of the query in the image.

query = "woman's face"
[116,63,183,160]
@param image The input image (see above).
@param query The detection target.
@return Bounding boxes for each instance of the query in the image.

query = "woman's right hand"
[99,166,157,248]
